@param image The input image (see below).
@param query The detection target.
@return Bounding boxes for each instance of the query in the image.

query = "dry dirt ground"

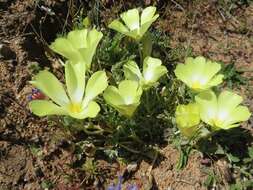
[0,0,252,189]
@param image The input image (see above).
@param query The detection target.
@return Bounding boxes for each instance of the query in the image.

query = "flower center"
[144,71,153,81]
[212,118,224,127]
[192,81,201,89]
[69,103,82,113]
[191,76,208,89]
[212,111,228,127]
[124,96,133,105]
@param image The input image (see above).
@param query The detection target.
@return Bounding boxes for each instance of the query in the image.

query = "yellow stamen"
[212,118,224,127]
[69,103,82,113]
[192,81,201,89]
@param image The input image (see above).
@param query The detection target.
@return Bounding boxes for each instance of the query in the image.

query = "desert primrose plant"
[175,90,251,138]
[103,80,143,118]
[123,56,168,90]
[27,5,253,187]
[174,56,224,91]
[28,6,164,136]
[174,56,251,139]
[174,56,251,173]
[108,6,159,40]
[29,63,108,119]
[50,28,103,70]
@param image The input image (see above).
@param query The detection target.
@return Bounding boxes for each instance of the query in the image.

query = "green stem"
[130,133,144,144]
[138,42,143,64]
[118,143,141,154]
[193,129,219,150]
[143,90,152,114]
[83,125,104,135]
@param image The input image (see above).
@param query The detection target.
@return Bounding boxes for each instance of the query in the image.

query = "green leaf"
[176,146,192,169]
[248,147,253,158]
[41,180,54,189]
[227,153,240,163]
[204,174,215,188]
[215,144,225,155]
[83,16,91,28]
[141,32,153,58]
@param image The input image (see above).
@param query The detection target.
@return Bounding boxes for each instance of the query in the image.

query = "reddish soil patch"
[131,145,207,190]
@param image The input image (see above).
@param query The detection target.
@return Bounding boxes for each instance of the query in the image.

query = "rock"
[126,162,138,173]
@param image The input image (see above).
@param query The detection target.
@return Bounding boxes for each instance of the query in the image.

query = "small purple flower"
[107,185,116,190]
[28,88,46,101]
[200,157,211,166]
[107,175,123,190]
[107,175,138,190]
[32,88,40,93]
[127,184,138,190]
[27,95,33,101]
